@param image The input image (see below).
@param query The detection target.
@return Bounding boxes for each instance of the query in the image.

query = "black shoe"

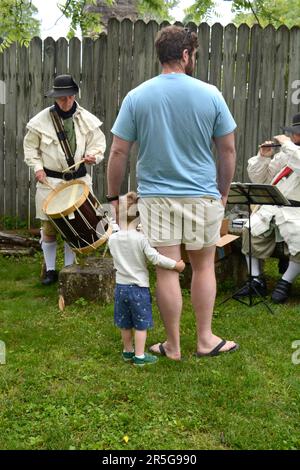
[271,279,292,304]
[42,270,58,286]
[278,258,289,275]
[235,277,267,298]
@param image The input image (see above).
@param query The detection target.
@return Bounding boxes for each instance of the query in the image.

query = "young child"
[108,192,185,366]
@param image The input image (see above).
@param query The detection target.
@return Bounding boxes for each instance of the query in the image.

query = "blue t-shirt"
[111,73,236,198]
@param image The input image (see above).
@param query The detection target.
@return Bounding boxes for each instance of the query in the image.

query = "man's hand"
[84,154,96,164]
[259,140,275,157]
[35,169,47,183]
[273,134,291,145]
[174,260,185,273]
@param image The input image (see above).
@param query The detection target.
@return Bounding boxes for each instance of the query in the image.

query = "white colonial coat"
[24,104,106,219]
[247,140,300,255]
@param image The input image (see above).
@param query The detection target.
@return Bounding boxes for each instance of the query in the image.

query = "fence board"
[29,37,43,225]
[244,25,263,179]
[0,49,4,218]
[119,19,133,195]
[81,38,95,113]
[130,20,148,191]
[4,43,17,218]
[234,24,250,182]
[132,20,147,87]
[16,44,30,223]
[56,37,68,76]
[69,37,81,87]
[286,27,300,123]
[105,19,120,197]
[197,23,210,82]
[223,23,236,112]
[93,34,107,201]
[43,37,56,109]
[144,20,159,81]
[272,26,289,137]
[258,25,276,144]
[209,23,223,88]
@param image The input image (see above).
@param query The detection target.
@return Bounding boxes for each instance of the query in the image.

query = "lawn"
[0,251,300,450]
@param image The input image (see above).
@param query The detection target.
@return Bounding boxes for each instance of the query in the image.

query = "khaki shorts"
[138,197,224,250]
[41,220,58,238]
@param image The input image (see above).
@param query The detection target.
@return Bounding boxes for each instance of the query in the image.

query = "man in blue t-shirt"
[107,25,238,360]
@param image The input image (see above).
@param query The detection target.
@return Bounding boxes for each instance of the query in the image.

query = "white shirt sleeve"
[23,129,44,173]
[247,150,290,184]
[141,236,176,270]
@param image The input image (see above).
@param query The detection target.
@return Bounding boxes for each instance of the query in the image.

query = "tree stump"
[58,256,115,306]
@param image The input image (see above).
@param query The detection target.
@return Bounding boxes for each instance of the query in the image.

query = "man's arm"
[213,132,236,206]
[23,129,47,183]
[107,135,134,197]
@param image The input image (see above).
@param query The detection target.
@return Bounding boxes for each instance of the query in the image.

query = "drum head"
[43,180,89,218]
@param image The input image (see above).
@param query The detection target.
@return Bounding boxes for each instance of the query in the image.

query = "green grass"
[0,254,300,450]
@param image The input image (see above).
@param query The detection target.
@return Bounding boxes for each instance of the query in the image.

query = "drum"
[43,180,112,254]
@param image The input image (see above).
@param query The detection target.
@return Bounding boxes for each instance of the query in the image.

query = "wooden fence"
[0,19,300,225]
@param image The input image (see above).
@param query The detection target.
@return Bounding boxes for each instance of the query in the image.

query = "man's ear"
[182,49,189,61]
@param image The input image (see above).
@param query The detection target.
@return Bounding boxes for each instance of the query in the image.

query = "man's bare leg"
[188,245,237,354]
[152,245,182,360]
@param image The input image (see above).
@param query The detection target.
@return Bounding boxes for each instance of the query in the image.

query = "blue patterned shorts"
[114,284,153,330]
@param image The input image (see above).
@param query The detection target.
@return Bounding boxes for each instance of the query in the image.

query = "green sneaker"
[133,353,158,367]
[122,351,135,362]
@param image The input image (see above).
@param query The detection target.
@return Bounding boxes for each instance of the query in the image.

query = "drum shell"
[43,181,112,254]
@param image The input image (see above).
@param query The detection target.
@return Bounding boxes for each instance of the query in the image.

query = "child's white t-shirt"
[108,229,176,287]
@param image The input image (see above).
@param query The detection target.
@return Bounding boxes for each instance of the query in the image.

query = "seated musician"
[24,75,106,285]
[238,113,300,303]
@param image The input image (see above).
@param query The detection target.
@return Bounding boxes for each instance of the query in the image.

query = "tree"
[232,0,300,28]
[60,0,180,38]
[183,0,300,28]
[0,0,40,51]
[183,0,216,24]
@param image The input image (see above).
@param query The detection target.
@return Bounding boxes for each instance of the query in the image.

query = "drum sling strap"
[45,107,86,181]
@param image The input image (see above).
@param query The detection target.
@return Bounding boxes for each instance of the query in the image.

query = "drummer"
[24,74,106,285]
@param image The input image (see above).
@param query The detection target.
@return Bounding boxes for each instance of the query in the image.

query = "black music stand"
[220,183,291,314]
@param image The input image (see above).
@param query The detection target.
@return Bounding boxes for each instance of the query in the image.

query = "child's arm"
[142,237,185,272]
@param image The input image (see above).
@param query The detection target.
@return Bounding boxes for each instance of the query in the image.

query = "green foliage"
[232,0,300,28]
[139,0,180,22]
[183,0,300,28]
[58,0,105,38]
[183,0,216,24]
[0,0,40,51]
[0,215,27,230]
[60,0,180,37]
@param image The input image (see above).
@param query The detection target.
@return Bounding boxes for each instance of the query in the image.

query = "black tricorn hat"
[45,74,79,98]
[282,113,300,134]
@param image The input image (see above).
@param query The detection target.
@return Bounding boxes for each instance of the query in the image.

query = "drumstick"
[42,179,55,191]
[62,158,86,173]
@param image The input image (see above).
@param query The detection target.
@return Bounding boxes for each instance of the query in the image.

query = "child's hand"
[174,260,185,273]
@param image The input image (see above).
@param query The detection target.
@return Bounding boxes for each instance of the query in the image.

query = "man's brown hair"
[155,26,198,65]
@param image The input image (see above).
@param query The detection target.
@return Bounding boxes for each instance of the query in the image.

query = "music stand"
[220,182,291,314]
